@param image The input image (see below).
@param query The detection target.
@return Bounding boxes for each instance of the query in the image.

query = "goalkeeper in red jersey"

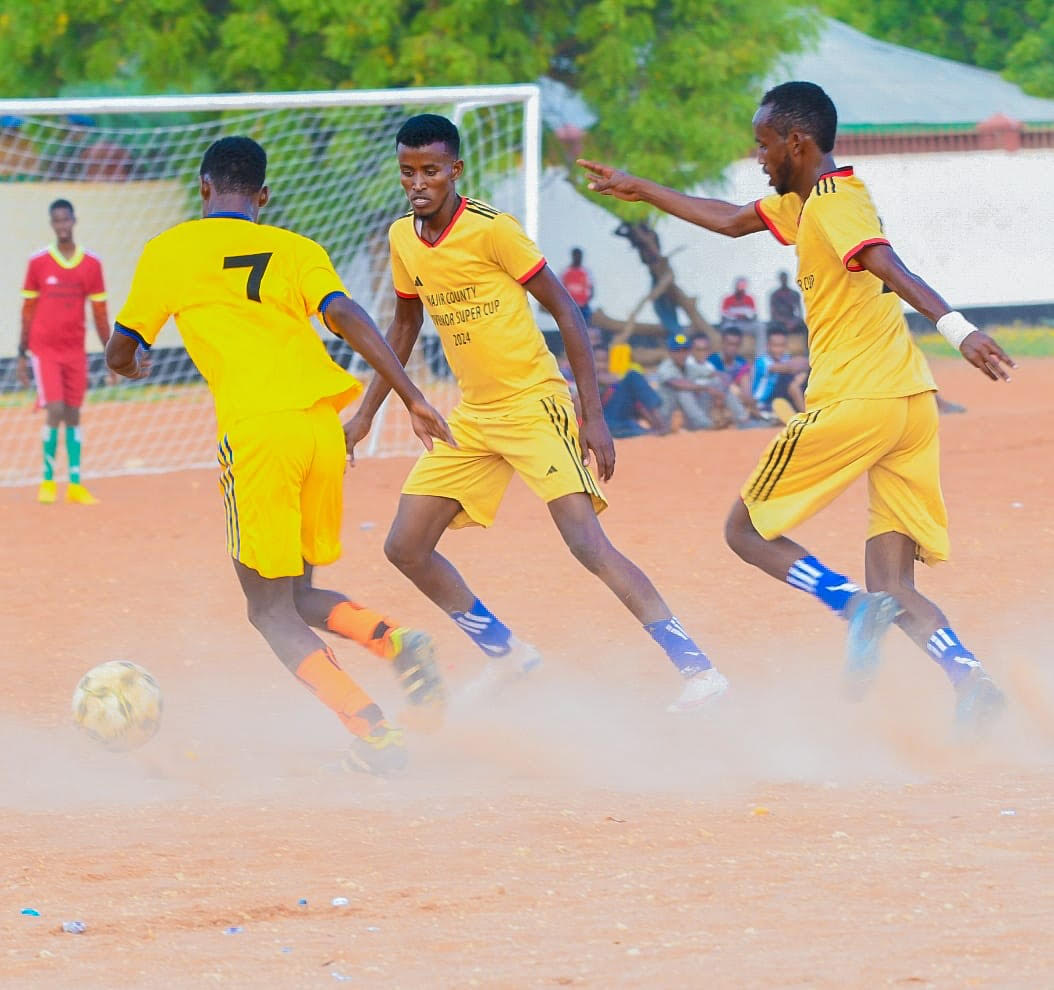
[18,199,114,505]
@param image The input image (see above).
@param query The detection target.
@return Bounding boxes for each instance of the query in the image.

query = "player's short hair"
[396,114,461,157]
[199,136,267,195]
[49,198,74,215]
[760,81,838,154]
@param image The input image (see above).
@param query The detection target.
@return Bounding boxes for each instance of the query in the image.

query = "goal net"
[0,85,540,486]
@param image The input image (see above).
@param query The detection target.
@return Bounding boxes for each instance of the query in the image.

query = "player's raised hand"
[407,399,455,453]
[579,414,615,482]
[960,330,1015,382]
[576,159,641,202]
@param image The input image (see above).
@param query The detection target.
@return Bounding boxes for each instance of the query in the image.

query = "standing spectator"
[720,277,758,325]
[719,277,764,354]
[655,332,730,431]
[768,270,805,334]
[18,199,114,504]
[559,246,595,324]
[752,327,809,417]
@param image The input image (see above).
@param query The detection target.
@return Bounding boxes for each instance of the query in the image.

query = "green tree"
[820,0,1054,99]
[1,1,814,328]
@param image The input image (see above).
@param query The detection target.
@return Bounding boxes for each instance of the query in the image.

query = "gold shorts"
[402,393,607,529]
[741,392,949,565]
[217,403,346,578]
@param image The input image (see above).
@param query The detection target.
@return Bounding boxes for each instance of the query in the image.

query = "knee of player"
[724,502,750,554]
[562,528,610,572]
[383,528,418,571]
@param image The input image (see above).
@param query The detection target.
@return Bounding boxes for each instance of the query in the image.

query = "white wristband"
[935,311,977,349]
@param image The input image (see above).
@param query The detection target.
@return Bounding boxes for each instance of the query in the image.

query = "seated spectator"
[562,337,667,438]
[707,326,770,428]
[768,270,806,335]
[655,333,731,431]
[752,327,810,418]
[560,247,595,324]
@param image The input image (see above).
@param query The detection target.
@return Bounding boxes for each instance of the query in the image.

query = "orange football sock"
[326,601,394,659]
[295,646,382,736]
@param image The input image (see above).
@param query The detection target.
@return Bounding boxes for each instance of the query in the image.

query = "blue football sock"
[786,555,859,615]
[451,598,513,657]
[644,616,712,676]
[926,627,980,686]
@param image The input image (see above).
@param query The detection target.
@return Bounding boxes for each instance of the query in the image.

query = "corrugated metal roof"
[775,19,1054,125]
[542,19,1054,130]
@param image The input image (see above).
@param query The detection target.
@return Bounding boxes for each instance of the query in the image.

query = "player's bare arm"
[91,300,118,386]
[16,297,34,387]
[576,159,766,238]
[105,330,152,380]
[324,295,452,455]
[855,243,1016,383]
[526,265,615,482]
[342,294,427,466]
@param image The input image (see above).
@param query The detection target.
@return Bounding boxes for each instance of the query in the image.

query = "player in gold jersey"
[344,114,728,713]
[106,137,454,774]
[580,82,1016,734]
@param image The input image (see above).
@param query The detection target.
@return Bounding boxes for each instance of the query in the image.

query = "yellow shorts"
[217,403,346,578]
[402,393,607,529]
[741,391,949,565]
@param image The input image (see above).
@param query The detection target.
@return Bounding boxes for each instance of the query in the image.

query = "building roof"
[775,19,1054,126]
[541,19,1054,130]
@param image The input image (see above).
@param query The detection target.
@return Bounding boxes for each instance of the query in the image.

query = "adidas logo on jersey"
[546,465,558,476]
[414,275,423,286]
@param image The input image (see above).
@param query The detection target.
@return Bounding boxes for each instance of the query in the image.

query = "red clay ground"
[2,358,1052,989]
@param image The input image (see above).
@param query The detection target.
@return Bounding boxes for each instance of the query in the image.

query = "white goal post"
[0,84,541,485]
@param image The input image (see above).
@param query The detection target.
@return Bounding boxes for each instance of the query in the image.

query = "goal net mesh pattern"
[0,88,536,485]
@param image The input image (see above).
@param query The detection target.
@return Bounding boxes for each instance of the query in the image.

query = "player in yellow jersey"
[579,82,1016,734]
[105,137,454,774]
[344,114,728,713]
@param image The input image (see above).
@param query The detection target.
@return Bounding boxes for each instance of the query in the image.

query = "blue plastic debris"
[21,908,41,917]
[223,926,243,935]
[297,898,308,906]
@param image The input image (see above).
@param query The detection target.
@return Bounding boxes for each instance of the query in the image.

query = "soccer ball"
[71,660,163,752]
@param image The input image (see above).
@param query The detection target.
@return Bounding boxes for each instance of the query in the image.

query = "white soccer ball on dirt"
[71,660,163,752]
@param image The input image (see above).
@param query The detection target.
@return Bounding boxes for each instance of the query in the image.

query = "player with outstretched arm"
[580,81,1014,734]
[106,137,454,774]
[344,114,727,713]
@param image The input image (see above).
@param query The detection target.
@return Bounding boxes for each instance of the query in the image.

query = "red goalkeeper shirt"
[22,245,107,354]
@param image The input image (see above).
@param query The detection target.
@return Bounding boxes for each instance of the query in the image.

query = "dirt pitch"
[2,358,1052,989]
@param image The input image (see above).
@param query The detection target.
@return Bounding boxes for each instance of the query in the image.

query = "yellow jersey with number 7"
[115,215,361,432]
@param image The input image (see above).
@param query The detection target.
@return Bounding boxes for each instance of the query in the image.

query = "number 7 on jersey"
[223,252,273,302]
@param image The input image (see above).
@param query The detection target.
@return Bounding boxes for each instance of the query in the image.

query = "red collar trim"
[415,196,466,248]
[819,166,854,180]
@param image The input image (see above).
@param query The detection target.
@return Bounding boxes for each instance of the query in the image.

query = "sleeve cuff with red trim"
[517,257,546,284]
[843,237,890,271]
[754,201,791,246]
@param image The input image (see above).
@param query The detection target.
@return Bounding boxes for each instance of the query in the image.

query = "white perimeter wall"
[535,149,1053,329]
[3,149,1048,357]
